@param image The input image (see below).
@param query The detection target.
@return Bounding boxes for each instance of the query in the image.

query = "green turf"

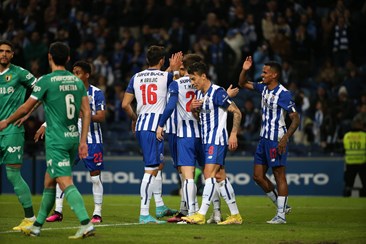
[0,194,365,243]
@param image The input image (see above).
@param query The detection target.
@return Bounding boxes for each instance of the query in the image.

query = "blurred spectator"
[120,27,136,55]
[168,18,190,54]
[111,41,128,83]
[207,31,236,89]
[331,15,351,68]
[271,29,292,60]
[342,66,366,102]
[224,28,244,74]
[126,41,146,78]
[239,13,258,57]
[313,100,325,145]
[23,31,48,74]
[93,52,115,87]
[281,60,297,88]
[196,12,222,42]
[252,40,281,82]
[261,12,277,43]
[239,99,261,142]
[316,58,336,89]
[333,86,357,138]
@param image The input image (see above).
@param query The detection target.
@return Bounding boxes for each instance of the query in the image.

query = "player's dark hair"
[73,60,92,74]
[0,40,14,51]
[264,61,282,78]
[146,45,166,66]
[187,61,207,76]
[49,42,70,66]
[182,54,203,69]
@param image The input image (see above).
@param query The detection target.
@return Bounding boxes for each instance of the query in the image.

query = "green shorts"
[0,133,24,165]
[45,143,78,178]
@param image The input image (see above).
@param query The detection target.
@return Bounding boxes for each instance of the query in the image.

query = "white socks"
[90,175,103,216]
[198,178,215,215]
[277,196,287,218]
[218,178,239,215]
[152,170,164,208]
[55,183,64,213]
[266,189,278,205]
[140,173,155,216]
[184,179,196,215]
[211,182,221,215]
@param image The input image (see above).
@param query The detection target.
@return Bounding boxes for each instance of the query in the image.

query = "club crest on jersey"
[5,75,12,82]
[88,95,94,103]
[270,95,276,102]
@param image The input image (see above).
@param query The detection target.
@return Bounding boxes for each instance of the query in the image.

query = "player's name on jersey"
[136,71,164,77]
[179,78,190,84]
[59,84,78,91]
[139,77,158,83]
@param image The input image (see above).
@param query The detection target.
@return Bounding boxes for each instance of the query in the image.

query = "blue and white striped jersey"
[170,76,200,138]
[254,82,296,142]
[78,85,105,144]
[126,68,173,132]
[196,84,231,145]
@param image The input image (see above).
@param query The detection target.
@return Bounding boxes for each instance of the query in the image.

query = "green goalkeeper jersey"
[0,64,36,135]
[31,70,87,145]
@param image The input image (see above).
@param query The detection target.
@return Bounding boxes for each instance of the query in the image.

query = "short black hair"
[146,45,166,66]
[264,61,282,80]
[73,60,92,74]
[0,40,14,51]
[49,42,70,66]
[187,61,208,76]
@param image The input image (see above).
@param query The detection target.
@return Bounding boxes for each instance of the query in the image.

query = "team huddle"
[0,41,299,238]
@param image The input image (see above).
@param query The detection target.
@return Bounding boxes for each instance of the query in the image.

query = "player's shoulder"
[9,64,30,73]
[89,84,102,92]
[277,84,292,97]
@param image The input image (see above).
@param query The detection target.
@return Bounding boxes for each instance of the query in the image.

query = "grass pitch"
[0,194,365,244]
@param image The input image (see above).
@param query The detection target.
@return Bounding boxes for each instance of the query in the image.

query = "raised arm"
[238,56,255,90]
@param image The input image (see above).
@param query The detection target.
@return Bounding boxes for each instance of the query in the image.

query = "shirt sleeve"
[30,76,46,101]
[94,90,106,111]
[253,82,265,93]
[19,67,36,88]
[213,87,232,109]
[278,90,297,113]
[125,74,136,94]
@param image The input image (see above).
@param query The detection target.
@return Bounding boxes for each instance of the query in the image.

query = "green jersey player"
[0,40,37,231]
[0,42,94,239]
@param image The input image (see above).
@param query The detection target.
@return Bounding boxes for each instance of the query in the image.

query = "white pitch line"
[0,222,140,234]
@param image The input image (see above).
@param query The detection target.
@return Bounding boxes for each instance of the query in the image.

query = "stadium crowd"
[1,0,365,156]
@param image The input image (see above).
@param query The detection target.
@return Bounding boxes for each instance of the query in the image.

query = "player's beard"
[0,58,10,68]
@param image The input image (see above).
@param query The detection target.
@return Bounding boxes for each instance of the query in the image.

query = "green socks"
[64,185,90,224]
[6,166,34,218]
[36,188,56,225]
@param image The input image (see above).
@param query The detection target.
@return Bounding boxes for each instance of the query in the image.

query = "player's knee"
[252,173,265,184]
[90,175,102,184]
[5,166,21,185]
